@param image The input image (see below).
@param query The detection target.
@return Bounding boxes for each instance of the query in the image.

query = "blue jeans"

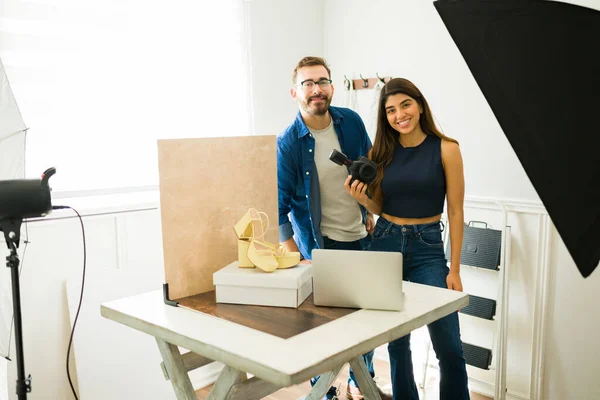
[310,236,375,398]
[367,217,469,400]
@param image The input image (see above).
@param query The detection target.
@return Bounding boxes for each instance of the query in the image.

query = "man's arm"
[277,140,301,252]
[281,237,300,253]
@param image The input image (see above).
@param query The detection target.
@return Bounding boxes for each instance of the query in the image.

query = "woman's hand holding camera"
[344,175,369,206]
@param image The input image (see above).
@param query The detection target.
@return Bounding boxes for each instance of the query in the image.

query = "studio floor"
[196,346,492,400]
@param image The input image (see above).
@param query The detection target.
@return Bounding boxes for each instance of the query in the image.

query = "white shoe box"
[213,261,312,308]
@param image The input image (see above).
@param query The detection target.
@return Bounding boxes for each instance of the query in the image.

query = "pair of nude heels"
[233,208,300,273]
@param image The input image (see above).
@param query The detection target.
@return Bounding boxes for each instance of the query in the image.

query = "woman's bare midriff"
[380,213,442,226]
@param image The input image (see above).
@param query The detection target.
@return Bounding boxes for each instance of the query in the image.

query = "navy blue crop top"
[381,134,446,218]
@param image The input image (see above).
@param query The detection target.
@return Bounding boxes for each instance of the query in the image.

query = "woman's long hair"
[370,78,458,192]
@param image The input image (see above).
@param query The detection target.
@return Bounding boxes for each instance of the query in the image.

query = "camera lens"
[359,164,377,183]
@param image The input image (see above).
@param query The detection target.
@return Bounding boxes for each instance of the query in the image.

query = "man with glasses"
[277,56,392,400]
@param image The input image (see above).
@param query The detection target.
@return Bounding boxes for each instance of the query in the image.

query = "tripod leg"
[7,245,30,399]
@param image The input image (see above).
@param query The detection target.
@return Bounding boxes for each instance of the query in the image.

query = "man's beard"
[301,94,331,116]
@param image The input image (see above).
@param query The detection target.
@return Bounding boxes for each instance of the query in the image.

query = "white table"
[101,282,468,400]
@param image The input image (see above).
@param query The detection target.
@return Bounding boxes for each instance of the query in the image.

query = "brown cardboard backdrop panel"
[158,135,278,299]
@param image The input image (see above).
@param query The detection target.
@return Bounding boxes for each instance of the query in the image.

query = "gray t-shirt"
[309,119,367,242]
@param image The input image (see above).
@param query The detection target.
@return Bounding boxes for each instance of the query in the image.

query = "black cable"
[53,205,86,400]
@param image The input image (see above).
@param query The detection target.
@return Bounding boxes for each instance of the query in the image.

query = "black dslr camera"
[329,149,377,185]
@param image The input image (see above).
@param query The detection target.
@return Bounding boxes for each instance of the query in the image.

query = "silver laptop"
[311,249,404,311]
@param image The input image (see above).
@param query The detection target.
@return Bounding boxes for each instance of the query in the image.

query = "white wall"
[324,0,540,202]
[248,0,325,136]
[0,0,251,191]
[544,235,600,399]
[1,199,164,399]
[2,195,231,400]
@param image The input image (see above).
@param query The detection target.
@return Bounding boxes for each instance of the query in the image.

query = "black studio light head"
[0,167,56,247]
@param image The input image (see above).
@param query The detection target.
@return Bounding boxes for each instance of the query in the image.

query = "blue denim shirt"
[277,106,372,259]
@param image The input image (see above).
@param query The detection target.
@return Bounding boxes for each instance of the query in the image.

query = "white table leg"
[161,351,213,380]
[155,338,197,400]
[207,365,247,400]
[226,376,282,400]
[305,364,344,400]
[349,356,381,400]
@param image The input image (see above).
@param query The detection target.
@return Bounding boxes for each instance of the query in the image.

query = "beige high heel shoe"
[233,209,261,268]
[247,239,279,272]
[260,241,301,269]
[233,209,301,272]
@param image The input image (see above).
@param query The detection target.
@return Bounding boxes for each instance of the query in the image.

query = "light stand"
[1,218,30,399]
[0,167,56,399]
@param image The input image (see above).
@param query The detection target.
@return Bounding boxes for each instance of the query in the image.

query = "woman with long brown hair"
[344,78,469,400]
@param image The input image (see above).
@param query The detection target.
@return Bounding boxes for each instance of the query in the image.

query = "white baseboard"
[422,362,531,400]
[467,375,530,400]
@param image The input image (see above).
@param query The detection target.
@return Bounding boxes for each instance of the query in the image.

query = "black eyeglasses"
[297,79,333,91]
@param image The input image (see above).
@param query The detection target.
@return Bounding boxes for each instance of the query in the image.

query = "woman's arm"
[344,175,384,215]
[442,140,465,291]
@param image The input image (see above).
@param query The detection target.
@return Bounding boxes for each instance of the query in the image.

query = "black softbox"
[433,0,600,278]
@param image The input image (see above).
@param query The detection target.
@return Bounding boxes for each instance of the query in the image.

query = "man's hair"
[292,56,331,84]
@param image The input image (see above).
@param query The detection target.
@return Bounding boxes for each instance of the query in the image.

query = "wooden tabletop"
[177,291,357,339]
[101,282,468,387]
